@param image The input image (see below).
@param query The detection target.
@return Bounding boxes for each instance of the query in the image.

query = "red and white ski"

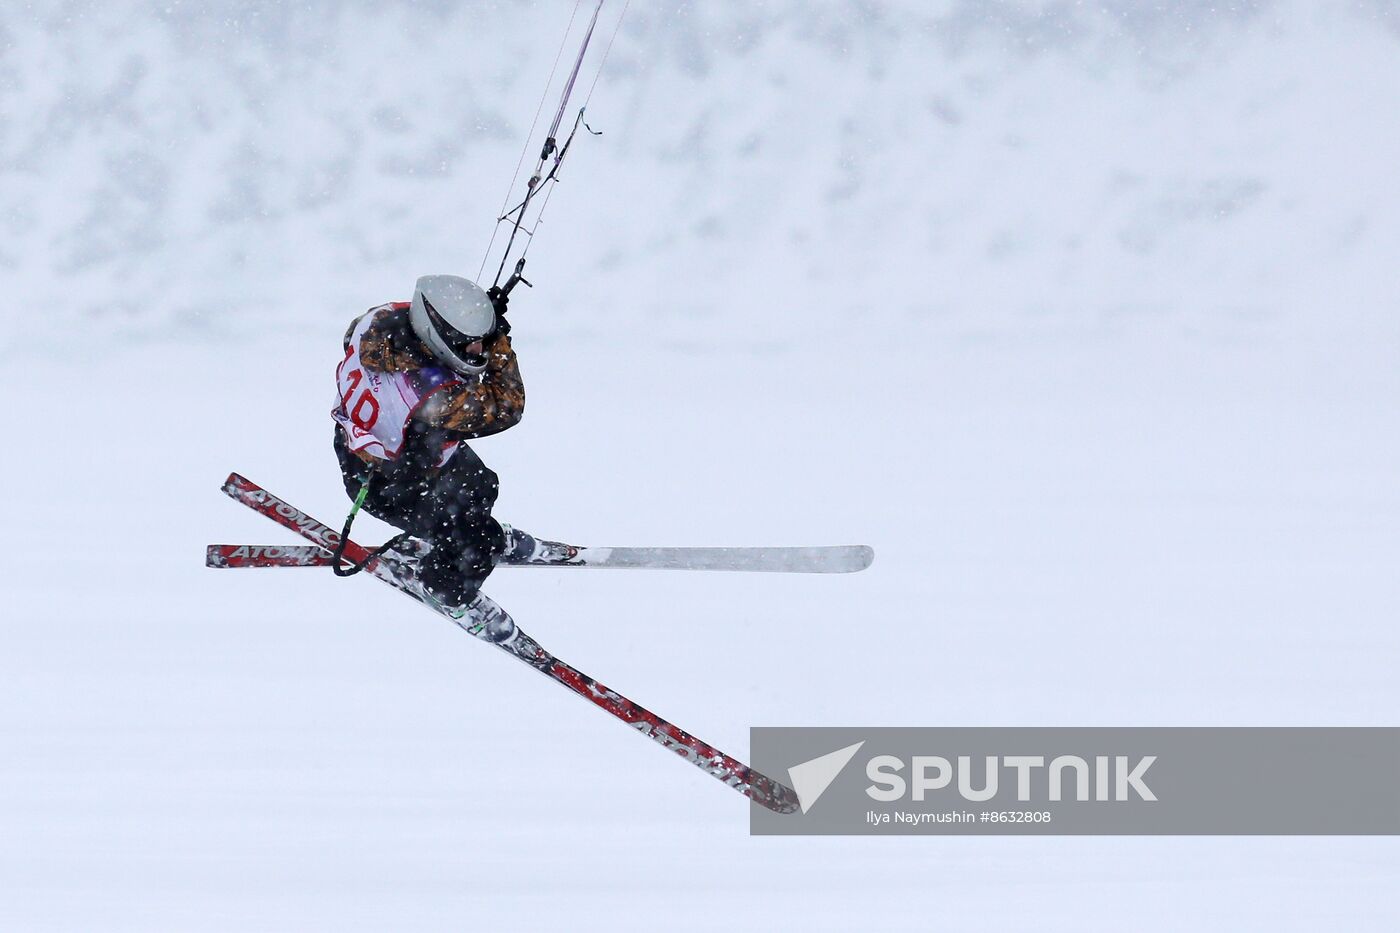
[206,541,873,573]
[215,473,799,814]
[207,544,334,567]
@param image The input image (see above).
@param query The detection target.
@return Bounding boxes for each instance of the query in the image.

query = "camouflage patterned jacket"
[343,303,524,447]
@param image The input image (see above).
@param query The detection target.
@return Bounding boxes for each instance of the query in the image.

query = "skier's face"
[449,337,488,372]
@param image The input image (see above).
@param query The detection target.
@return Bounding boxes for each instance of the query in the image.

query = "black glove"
[486,286,511,337]
[486,285,509,315]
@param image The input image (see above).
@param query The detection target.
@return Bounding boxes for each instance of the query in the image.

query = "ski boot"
[498,523,580,565]
[419,588,518,643]
[380,539,491,626]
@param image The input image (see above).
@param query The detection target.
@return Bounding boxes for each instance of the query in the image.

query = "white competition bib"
[332,304,461,464]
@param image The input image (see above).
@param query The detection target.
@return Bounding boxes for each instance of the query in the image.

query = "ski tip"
[221,472,262,504]
[750,774,803,814]
[204,544,226,568]
[851,545,875,572]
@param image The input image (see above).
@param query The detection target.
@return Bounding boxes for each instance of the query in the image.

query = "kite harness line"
[478,0,630,306]
[329,475,411,577]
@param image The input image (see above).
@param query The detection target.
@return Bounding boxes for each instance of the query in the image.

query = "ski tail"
[215,472,799,814]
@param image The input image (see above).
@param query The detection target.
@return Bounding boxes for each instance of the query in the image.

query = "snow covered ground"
[3,1,1398,930]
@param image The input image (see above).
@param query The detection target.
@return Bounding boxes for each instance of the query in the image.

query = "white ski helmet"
[409,274,497,374]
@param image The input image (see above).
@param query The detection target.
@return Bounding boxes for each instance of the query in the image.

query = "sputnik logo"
[787,741,865,814]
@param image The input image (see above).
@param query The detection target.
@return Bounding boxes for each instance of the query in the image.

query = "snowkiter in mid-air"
[332,274,569,613]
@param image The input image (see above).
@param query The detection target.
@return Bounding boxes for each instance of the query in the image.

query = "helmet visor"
[422,294,490,369]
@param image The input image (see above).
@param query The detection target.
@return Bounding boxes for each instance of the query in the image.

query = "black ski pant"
[335,430,505,606]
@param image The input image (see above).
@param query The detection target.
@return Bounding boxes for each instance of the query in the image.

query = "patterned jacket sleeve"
[357,308,426,373]
[415,332,526,438]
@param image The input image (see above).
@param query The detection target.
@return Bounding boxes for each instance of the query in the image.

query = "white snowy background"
[3,0,1398,929]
